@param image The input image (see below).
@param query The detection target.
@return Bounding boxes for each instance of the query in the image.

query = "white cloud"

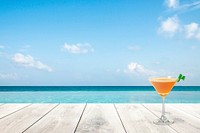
[63,43,94,54]
[184,23,200,40]
[172,0,200,11]
[166,0,200,11]
[0,73,18,80]
[159,18,200,41]
[167,0,179,8]
[159,1,200,41]
[12,53,52,72]
[124,62,156,76]
[158,16,180,36]
[186,1,200,10]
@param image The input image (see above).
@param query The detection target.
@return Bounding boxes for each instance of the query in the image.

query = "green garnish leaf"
[177,74,186,82]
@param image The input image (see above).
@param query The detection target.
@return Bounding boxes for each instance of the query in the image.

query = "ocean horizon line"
[0,85,199,87]
[0,86,200,91]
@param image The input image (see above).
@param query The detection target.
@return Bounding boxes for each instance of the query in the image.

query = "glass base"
[153,115,174,125]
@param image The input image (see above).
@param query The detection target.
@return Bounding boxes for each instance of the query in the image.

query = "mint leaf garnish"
[177,74,186,82]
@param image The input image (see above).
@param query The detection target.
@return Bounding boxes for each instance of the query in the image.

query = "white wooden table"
[0,104,199,133]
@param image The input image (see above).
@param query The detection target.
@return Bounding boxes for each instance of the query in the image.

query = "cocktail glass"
[149,77,177,125]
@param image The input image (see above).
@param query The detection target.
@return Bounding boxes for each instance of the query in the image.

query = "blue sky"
[0,0,200,86]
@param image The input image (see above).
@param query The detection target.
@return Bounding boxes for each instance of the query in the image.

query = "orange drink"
[149,74,185,125]
[149,77,177,125]
[150,77,177,97]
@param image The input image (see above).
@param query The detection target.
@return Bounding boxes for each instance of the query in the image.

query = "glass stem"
[162,96,165,117]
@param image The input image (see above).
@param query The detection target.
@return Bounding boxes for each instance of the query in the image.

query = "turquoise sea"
[0,86,200,103]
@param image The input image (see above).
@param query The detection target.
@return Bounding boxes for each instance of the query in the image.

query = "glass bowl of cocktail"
[149,74,185,125]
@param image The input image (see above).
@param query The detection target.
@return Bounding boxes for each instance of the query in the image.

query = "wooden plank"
[0,104,30,119]
[0,104,58,133]
[143,104,200,133]
[169,104,200,119]
[75,104,126,133]
[24,104,86,133]
[115,104,176,133]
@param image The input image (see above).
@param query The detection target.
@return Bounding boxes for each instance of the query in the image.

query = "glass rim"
[149,76,178,81]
